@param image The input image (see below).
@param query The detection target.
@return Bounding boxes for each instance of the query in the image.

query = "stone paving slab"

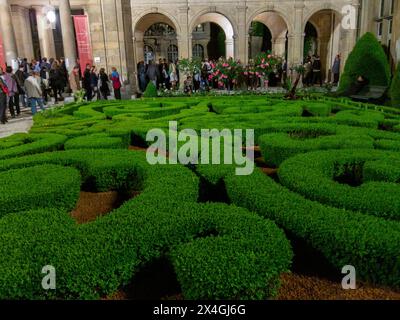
[0,107,34,139]
[0,100,62,139]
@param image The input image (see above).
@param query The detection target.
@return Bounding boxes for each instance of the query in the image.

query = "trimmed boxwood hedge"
[338,32,391,95]
[0,133,67,160]
[64,133,128,150]
[391,63,400,108]
[0,149,292,299]
[300,102,332,117]
[259,131,373,166]
[2,94,400,298]
[363,159,400,183]
[0,165,81,217]
[223,169,400,289]
[330,110,385,129]
[278,149,400,221]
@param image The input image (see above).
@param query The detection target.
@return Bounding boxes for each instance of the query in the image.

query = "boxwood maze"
[0,95,399,299]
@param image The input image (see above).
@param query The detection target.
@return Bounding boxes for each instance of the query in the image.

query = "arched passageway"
[304,9,342,82]
[248,11,289,60]
[191,12,235,59]
[134,13,179,64]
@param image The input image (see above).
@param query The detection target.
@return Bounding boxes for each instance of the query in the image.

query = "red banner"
[0,34,5,71]
[73,15,93,76]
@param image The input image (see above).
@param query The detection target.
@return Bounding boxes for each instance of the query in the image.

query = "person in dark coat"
[82,64,93,101]
[99,68,110,100]
[312,54,322,86]
[49,61,64,104]
[15,65,27,108]
[59,59,69,93]
[90,66,99,100]
[332,54,341,86]
[137,61,147,93]
[146,60,159,87]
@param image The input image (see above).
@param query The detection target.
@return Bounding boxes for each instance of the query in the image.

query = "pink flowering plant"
[209,58,243,89]
[253,51,282,81]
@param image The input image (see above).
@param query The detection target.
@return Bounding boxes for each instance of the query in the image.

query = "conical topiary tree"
[143,81,158,98]
[338,32,391,95]
[391,63,400,108]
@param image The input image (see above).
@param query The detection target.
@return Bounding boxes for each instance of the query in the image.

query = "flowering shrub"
[208,53,282,90]
[208,58,243,88]
[253,52,283,82]
[209,58,244,89]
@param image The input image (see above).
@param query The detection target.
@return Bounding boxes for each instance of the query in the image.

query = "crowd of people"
[136,57,288,94]
[0,57,123,125]
[0,53,343,124]
[137,58,179,93]
[136,55,341,94]
[303,54,341,87]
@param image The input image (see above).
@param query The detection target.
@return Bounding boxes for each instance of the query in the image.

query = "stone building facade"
[0,0,399,91]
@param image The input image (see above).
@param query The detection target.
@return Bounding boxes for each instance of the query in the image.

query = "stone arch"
[303,5,343,27]
[133,11,180,63]
[304,8,343,82]
[247,8,294,36]
[190,11,236,58]
[247,10,290,59]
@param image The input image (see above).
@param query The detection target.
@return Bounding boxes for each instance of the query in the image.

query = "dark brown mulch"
[277,273,400,300]
[71,191,139,224]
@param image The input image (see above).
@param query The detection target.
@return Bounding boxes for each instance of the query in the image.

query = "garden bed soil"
[106,272,400,301]
[71,191,139,224]
[277,273,400,300]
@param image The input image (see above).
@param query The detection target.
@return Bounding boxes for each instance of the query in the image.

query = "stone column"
[59,0,77,71]
[274,36,287,58]
[34,6,57,60]
[0,0,18,68]
[287,1,305,68]
[225,38,235,59]
[236,5,247,63]
[11,5,35,61]
[178,6,190,59]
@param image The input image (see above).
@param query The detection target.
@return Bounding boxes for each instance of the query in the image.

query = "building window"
[390,0,395,15]
[389,19,393,35]
[377,21,383,38]
[144,45,154,64]
[167,45,178,63]
[379,0,385,17]
[193,44,204,60]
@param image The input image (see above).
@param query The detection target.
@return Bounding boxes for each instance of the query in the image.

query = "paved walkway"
[0,98,69,139]
[0,107,34,139]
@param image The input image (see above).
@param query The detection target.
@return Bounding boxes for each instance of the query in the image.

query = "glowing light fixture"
[47,10,56,24]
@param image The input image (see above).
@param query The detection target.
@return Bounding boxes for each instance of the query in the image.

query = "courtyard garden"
[0,93,400,300]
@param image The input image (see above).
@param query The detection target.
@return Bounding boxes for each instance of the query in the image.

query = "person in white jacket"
[24,71,45,115]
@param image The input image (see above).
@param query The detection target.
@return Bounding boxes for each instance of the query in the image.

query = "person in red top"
[110,67,122,100]
[0,67,9,124]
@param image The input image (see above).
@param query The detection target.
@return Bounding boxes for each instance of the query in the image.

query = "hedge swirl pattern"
[0,95,400,298]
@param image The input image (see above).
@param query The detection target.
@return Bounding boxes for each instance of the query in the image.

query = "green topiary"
[391,63,400,108]
[143,81,158,98]
[338,32,391,95]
